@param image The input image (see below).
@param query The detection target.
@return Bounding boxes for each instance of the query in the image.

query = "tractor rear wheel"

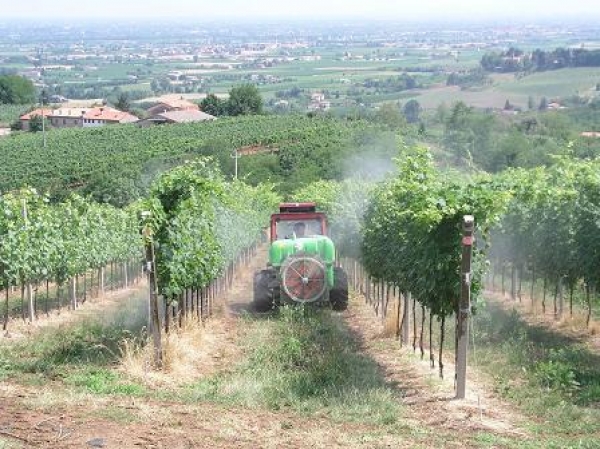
[330,266,348,311]
[253,270,273,312]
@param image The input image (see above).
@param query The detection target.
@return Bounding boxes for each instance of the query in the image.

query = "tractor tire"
[330,266,349,311]
[253,270,273,312]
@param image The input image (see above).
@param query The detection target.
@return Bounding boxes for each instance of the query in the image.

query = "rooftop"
[153,110,216,123]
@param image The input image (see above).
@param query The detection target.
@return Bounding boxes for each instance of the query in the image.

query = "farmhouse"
[20,107,138,131]
[146,98,200,115]
[82,107,138,127]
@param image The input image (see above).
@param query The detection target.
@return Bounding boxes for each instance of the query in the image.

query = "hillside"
[0,115,389,205]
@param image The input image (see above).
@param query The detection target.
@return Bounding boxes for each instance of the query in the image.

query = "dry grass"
[485,289,600,355]
[21,388,113,413]
[120,313,240,389]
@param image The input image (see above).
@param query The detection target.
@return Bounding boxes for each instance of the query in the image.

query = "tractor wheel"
[253,270,273,312]
[330,266,349,311]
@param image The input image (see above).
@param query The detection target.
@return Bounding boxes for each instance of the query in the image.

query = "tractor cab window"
[276,219,323,239]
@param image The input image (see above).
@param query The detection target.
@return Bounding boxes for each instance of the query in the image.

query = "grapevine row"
[0,188,143,328]
[141,158,279,335]
[489,158,600,323]
[0,115,379,205]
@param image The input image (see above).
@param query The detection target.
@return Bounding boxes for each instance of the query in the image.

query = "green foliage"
[0,189,142,290]
[28,114,50,133]
[188,306,401,424]
[114,92,131,112]
[0,103,30,126]
[66,368,146,396]
[472,302,600,441]
[402,99,421,124]
[145,158,280,298]
[490,158,600,305]
[373,102,406,129]
[481,47,600,73]
[226,84,263,116]
[446,68,490,89]
[0,75,36,104]
[362,145,510,318]
[0,115,381,206]
[199,93,227,116]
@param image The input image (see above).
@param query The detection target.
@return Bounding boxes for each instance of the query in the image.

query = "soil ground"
[0,248,529,448]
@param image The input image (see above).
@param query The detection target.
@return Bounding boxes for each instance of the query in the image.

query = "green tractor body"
[253,203,348,312]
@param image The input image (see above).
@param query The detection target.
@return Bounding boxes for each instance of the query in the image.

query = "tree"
[539,97,548,111]
[435,102,448,124]
[374,102,406,129]
[528,95,536,110]
[200,94,227,117]
[403,99,421,123]
[0,75,36,104]
[226,84,263,116]
[29,114,50,133]
[114,93,131,112]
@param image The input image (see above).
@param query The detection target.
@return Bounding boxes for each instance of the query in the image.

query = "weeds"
[472,302,600,440]
[186,305,402,425]
[0,292,148,394]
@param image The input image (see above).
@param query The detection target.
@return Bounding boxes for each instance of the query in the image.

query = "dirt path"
[342,293,528,439]
[485,288,600,354]
[1,248,529,448]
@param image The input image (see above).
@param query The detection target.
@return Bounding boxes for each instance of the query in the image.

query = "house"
[137,110,216,127]
[146,98,200,115]
[580,132,600,138]
[20,106,138,131]
[19,108,62,131]
[48,108,92,128]
[82,107,138,127]
[308,92,331,111]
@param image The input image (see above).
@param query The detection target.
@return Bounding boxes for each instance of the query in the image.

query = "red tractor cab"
[269,202,328,242]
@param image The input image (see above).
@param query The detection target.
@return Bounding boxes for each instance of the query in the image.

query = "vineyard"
[0,115,386,204]
[0,188,142,328]
[1,126,600,447]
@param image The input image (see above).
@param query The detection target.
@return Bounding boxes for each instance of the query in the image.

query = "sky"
[1,0,599,21]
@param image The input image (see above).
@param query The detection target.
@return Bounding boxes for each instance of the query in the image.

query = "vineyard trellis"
[140,158,280,367]
[296,145,510,387]
[0,156,279,369]
[296,146,600,394]
[488,158,600,326]
[0,188,144,330]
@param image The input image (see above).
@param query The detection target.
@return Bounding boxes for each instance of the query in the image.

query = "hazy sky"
[2,0,599,20]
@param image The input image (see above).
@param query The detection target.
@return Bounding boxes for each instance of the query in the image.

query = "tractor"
[253,202,349,312]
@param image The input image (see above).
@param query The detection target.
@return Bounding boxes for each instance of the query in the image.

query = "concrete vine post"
[456,215,474,400]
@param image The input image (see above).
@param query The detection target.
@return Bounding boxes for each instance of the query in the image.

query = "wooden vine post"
[142,211,163,369]
[402,291,411,344]
[456,215,474,400]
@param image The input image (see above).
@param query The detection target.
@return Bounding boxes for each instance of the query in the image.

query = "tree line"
[480,47,600,73]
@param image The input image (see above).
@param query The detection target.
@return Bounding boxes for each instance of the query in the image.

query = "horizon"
[2,0,600,21]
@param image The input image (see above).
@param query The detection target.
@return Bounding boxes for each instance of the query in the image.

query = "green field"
[395,68,600,110]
